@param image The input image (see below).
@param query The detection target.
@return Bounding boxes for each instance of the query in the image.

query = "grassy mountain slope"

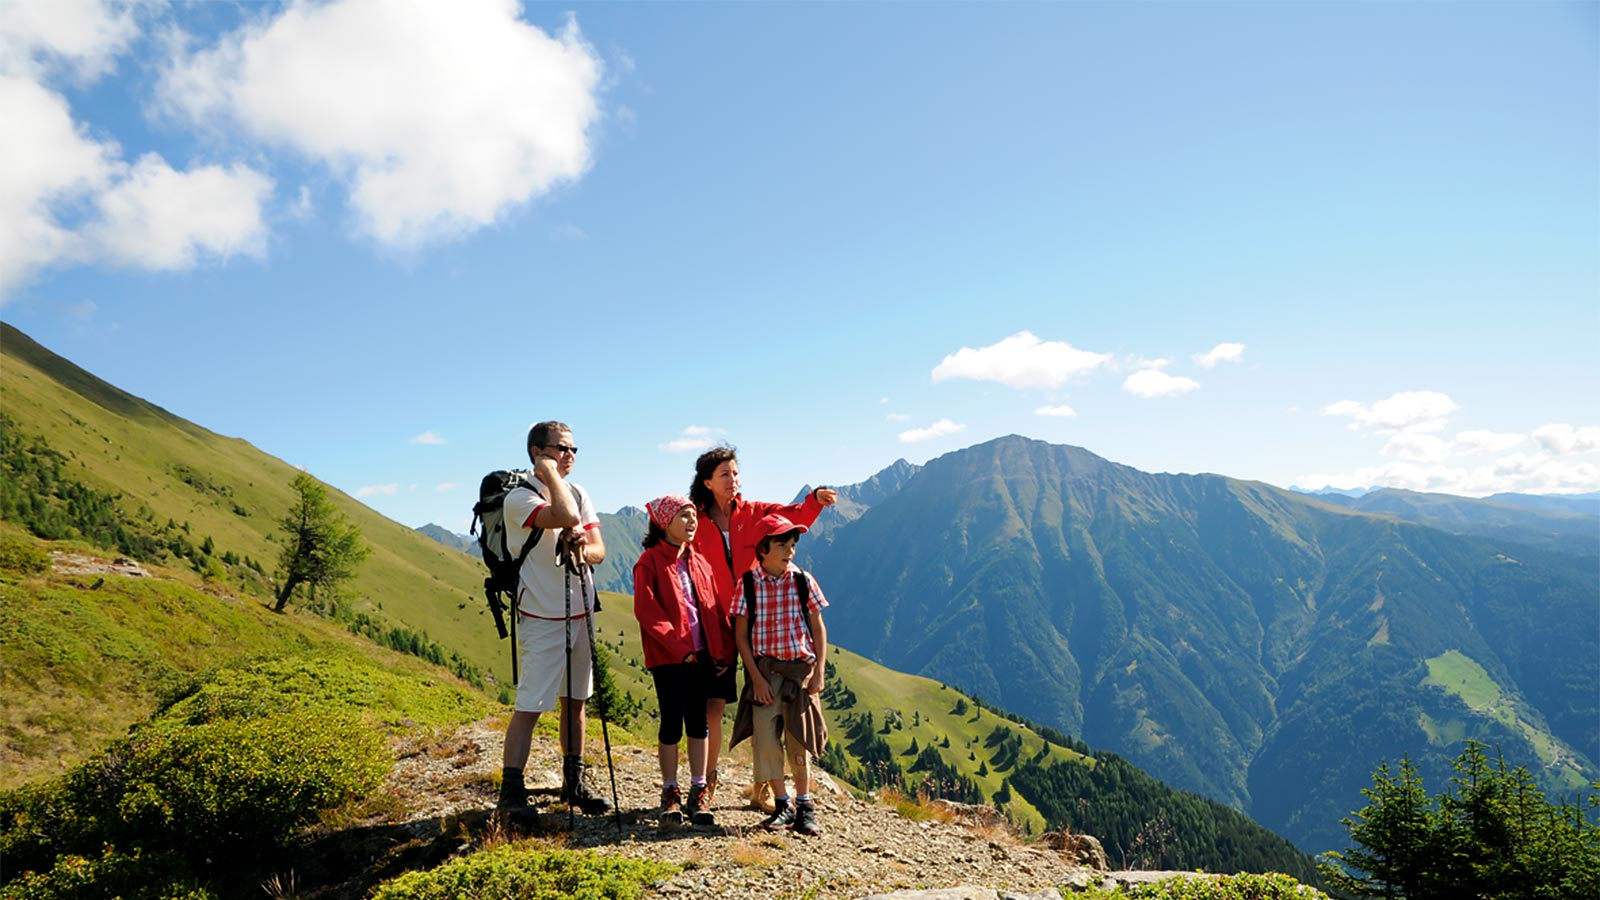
[1,322,511,684]
[0,525,495,790]
[806,435,1598,852]
[3,523,1314,880]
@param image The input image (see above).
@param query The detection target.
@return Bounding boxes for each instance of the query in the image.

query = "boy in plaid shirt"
[730,513,830,836]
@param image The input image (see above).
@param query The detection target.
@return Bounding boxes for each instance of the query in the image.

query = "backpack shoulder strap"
[508,477,545,564]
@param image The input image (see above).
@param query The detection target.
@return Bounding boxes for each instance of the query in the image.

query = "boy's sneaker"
[686,783,716,826]
[658,785,683,827]
[792,800,822,836]
[761,796,796,831]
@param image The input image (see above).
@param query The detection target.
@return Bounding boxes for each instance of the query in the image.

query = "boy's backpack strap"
[794,570,810,613]
[742,569,758,636]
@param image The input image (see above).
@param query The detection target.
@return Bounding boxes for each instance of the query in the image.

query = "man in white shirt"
[498,420,612,815]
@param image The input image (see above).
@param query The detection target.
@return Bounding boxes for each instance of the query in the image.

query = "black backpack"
[741,568,814,646]
[470,469,545,639]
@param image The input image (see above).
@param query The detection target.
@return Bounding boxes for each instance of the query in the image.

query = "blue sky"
[3,0,1596,529]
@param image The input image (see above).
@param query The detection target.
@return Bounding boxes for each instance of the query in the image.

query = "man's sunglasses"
[541,444,579,456]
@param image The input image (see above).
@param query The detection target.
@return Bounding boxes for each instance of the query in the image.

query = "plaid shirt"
[731,564,828,661]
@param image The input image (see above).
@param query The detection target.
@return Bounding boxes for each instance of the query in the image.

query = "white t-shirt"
[503,480,600,619]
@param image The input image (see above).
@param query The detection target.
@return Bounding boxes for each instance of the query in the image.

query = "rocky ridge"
[360,718,1235,900]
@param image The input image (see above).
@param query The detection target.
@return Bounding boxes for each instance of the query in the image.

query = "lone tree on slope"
[274,473,369,612]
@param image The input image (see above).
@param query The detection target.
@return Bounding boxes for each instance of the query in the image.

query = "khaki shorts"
[749,668,810,784]
[514,613,594,713]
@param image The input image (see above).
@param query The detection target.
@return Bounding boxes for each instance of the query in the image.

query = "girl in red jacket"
[633,494,729,827]
[689,446,836,803]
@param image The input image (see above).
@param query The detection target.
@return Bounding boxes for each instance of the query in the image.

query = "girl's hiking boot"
[561,756,613,815]
[703,768,719,806]
[760,796,796,831]
[658,785,683,827]
[686,783,716,826]
[792,800,821,836]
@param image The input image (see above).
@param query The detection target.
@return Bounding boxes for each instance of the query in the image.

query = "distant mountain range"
[796,437,1597,852]
[1308,488,1598,556]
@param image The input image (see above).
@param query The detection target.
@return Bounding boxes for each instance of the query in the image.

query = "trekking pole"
[564,564,575,831]
[579,567,623,834]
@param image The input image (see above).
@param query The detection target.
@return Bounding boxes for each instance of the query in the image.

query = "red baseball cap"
[754,513,808,540]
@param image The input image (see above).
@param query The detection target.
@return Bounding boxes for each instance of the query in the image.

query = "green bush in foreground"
[369,843,677,900]
[1,710,386,882]
[1068,872,1328,899]
[117,710,388,855]
[0,846,214,900]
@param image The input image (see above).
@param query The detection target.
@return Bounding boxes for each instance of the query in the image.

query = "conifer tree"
[273,473,369,611]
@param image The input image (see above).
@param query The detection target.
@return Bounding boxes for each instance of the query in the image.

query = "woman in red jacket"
[688,446,836,802]
[634,494,728,827]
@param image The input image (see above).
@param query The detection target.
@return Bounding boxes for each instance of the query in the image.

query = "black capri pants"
[650,654,712,745]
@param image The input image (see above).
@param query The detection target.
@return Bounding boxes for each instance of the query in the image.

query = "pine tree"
[273,473,369,611]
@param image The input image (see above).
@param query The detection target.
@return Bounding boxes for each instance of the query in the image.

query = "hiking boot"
[658,785,683,827]
[497,768,530,810]
[792,800,821,836]
[561,755,613,815]
[703,768,719,807]
[686,782,716,826]
[760,795,796,831]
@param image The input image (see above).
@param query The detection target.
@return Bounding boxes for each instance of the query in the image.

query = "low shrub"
[1070,873,1328,899]
[0,539,49,575]
[0,846,213,900]
[368,843,676,900]
[1,710,387,881]
[117,710,388,860]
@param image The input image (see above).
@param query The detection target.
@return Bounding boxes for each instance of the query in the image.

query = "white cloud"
[0,74,115,295]
[409,430,447,445]
[0,0,141,82]
[899,418,966,444]
[885,412,911,422]
[435,482,458,492]
[932,331,1110,390]
[1193,342,1245,368]
[84,153,270,269]
[660,437,714,452]
[0,5,274,299]
[1382,433,1453,464]
[158,0,603,247]
[1532,423,1600,455]
[356,483,399,497]
[1323,390,1458,433]
[1454,430,1526,455]
[658,425,722,453]
[1295,451,1600,498]
[1123,368,1200,398]
[1035,404,1077,417]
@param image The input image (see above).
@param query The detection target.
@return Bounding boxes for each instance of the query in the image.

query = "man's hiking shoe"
[561,756,613,815]
[497,770,530,810]
[792,800,821,836]
[658,785,683,827]
[761,796,796,831]
[686,782,716,826]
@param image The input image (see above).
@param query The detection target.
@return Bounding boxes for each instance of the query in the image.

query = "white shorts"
[514,613,594,713]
